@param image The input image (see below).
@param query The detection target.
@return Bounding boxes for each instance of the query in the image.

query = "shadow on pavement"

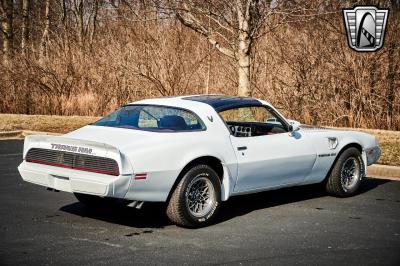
[60,201,170,229]
[60,178,389,229]
[215,178,388,224]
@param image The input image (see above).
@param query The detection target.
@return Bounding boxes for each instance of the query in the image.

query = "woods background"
[0,0,399,130]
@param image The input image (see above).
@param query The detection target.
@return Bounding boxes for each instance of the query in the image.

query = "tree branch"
[176,7,234,59]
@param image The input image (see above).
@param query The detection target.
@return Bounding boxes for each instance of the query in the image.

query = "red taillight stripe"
[27,158,119,176]
[134,173,147,180]
[73,167,119,176]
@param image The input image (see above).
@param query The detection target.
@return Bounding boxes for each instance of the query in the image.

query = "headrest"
[159,115,187,130]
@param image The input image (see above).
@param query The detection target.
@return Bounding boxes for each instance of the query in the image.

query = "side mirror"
[288,119,301,132]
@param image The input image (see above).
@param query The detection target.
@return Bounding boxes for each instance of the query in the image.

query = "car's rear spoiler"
[23,134,119,158]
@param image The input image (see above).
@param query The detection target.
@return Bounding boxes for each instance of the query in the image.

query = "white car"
[18,95,381,227]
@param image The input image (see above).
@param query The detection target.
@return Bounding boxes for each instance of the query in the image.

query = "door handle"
[237,146,247,151]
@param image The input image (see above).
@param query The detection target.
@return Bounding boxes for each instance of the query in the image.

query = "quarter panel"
[123,129,238,202]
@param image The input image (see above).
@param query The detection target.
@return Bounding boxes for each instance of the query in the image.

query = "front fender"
[303,130,378,184]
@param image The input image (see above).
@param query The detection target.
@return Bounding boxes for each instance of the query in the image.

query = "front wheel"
[325,147,364,197]
[166,164,221,228]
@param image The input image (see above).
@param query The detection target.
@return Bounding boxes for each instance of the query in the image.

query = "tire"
[166,164,221,228]
[325,147,364,197]
[74,193,116,208]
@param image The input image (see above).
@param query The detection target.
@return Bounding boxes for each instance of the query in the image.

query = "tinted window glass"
[94,105,205,132]
[219,106,282,125]
[218,106,288,136]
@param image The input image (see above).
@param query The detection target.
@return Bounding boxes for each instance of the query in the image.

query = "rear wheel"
[325,147,364,197]
[166,164,221,228]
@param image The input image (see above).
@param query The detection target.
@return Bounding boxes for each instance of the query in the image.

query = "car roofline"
[126,94,273,111]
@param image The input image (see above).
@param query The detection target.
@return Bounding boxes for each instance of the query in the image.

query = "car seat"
[159,115,188,130]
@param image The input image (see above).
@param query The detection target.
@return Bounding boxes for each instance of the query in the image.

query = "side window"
[219,106,271,123]
[138,106,204,130]
[138,108,158,128]
[94,105,205,132]
[219,106,287,137]
[180,112,203,129]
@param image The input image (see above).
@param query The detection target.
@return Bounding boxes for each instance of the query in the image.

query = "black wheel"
[74,193,116,208]
[325,147,364,197]
[166,164,221,228]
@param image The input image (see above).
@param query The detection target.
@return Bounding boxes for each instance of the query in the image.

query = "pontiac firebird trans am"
[18,95,381,227]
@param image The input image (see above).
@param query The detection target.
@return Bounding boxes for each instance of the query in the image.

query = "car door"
[231,131,316,192]
[219,105,316,192]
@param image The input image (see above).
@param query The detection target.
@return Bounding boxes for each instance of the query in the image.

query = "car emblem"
[207,116,213,122]
[343,6,389,52]
[327,137,338,150]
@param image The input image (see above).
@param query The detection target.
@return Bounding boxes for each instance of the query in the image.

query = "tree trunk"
[237,39,251,97]
[40,0,50,60]
[1,0,13,63]
[21,0,30,56]
[386,6,399,130]
[205,42,211,94]
[77,0,84,47]
[61,0,66,23]
[236,2,251,97]
[386,43,396,129]
[89,0,99,49]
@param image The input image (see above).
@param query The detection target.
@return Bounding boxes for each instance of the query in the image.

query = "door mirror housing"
[288,119,301,132]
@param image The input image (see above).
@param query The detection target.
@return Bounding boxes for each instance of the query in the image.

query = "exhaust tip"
[127,201,144,209]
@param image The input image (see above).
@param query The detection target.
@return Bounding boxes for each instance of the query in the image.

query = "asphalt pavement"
[0,139,399,265]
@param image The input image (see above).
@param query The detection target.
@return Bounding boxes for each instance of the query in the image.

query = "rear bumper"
[18,161,132,197]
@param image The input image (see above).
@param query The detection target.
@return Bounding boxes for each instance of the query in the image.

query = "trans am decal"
[51,143,93,155]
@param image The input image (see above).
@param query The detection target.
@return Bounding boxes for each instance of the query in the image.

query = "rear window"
[93,105,206,132]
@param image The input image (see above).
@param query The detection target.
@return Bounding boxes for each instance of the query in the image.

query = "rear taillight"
[26,148,119,176]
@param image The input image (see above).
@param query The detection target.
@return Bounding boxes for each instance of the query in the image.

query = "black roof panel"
[183,95,262,111]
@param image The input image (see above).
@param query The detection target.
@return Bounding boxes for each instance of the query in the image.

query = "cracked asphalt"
[0,139,399,265]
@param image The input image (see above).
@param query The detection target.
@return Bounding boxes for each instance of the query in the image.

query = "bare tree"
[170,1,251,96]
[21,0,30,55]
[128,20,209,97]
[71,0,100,49]
[40,0,51,59]
[170,0,311,96]
[0,0,13,63]
[386,4,400,129]
[0,0,399,130]
[89,0,99,48]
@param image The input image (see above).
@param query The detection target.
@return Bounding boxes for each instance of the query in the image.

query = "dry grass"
[0,114,99,134]
[354,129,400,167]
[0,114,398,166]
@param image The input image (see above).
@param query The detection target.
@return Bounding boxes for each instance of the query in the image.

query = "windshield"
[93,105,206,132]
